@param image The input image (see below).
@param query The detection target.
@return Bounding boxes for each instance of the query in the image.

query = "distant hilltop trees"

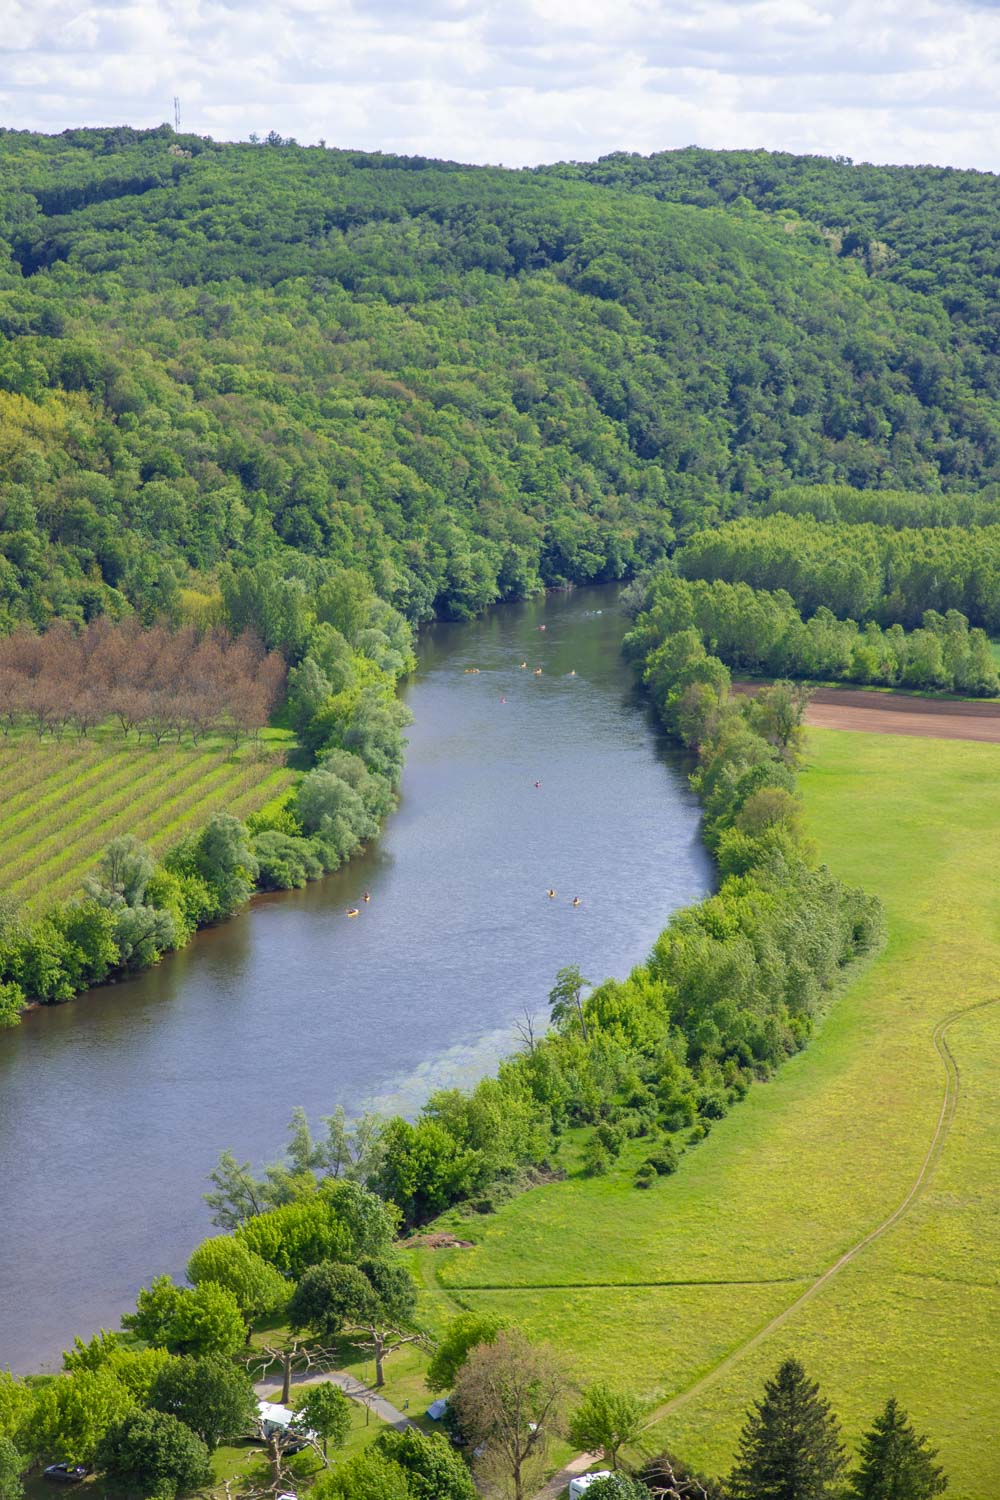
[0,618,286,745]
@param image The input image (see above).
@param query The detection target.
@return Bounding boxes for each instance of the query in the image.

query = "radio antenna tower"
[173,96,181,131]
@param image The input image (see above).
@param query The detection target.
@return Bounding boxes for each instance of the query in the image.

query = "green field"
[0,729,297,910]
[415,727,1000,1499]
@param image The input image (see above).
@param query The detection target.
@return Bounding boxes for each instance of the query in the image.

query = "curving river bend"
[0,586,712,1375]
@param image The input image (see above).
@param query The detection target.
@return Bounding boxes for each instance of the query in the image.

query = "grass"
[0,725,296,910]
[21,1402,383,1500]
[413,727,1000,1500]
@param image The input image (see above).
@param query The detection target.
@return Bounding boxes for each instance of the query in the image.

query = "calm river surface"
[0,585,711,1375]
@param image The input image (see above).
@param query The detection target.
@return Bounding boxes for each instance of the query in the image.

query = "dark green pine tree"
[728,1357,846,1500]
[849,1397,948,1500]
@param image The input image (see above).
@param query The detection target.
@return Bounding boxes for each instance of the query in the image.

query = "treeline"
[677,512,1000,632]
[765,482,1000,530]
[184,595,883,1237]
[0,572,415,1026]
[0,618,285,744]
[641,574,1000,695]
[6,132,1000,632]
[0,582,890,1493]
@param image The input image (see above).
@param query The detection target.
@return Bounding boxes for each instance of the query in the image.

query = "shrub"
[643,1143,679,1176]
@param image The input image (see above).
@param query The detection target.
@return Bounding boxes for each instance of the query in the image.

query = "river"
[0,585,712,1376]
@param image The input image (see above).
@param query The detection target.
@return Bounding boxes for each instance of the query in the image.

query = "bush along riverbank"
[0,565,415,1028]
[182,583,888,1243]
[0,583,888,1488]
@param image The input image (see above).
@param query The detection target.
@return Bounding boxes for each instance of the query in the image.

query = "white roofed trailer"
[255,1400,317,1452]
[568,1475,613,1498]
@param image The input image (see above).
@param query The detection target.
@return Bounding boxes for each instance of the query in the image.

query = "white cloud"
[0,0,998,169]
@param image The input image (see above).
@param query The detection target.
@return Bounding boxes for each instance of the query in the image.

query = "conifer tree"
[849,1397,948,1500]
[728,1357,845,1500]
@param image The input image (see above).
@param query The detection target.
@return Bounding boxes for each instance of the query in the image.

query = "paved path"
[253,1371,414,1431]
[531,1452,603,1499]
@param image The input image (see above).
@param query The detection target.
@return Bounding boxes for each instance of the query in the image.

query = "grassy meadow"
[413,727,1000,1499]
[0,727,296,911]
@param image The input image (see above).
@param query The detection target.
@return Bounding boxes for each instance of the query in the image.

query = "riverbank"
[413,726,1000,1499]
[0,585,713,1376]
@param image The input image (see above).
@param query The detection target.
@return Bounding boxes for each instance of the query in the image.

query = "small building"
[427,1397,449,1421]
[568,1474,613,1499]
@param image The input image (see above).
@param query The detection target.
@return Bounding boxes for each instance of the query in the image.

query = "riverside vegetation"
[0,579,891,1497]
[4,130,1000,1014]
[3,130,1000,1492]
[0,566,414,1026]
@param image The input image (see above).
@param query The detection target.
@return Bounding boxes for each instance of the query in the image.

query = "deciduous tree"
[288,1257,421,1386]
[186,1235,288,1329]
[293,1383,351,1459]
[426,1312,509,1393]
[123,1275,245,1357]
[548,964,591,1042]
[148,1353,257,1451]
[452,1330,568,1500]
[0,1436,24,1500]
[95,1408,212,1496]
[568,1383,643,1471]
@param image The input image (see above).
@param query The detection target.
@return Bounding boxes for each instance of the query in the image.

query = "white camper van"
[255,1400,317,1454]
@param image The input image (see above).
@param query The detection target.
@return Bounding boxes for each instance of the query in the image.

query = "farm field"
[0,728,297,910]
[416,727,1000,1499]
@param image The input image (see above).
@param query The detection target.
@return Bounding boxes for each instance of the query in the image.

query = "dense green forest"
[5,129,1000,636]
[676,512,1000,631]
[763,482,1000,529]
[550,147,1000,383]
[636,574,1000,694]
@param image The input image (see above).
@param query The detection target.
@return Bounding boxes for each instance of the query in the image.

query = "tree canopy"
[5,131,1000,635]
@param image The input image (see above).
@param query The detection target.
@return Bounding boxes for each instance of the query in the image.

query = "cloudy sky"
[3,0,1000,170]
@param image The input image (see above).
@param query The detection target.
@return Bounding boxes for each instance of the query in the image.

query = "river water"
[0,585,711,1376]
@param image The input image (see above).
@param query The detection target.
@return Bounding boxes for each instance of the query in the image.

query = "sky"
[3,0,1000,171]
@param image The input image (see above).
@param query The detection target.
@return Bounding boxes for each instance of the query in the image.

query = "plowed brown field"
[736,683,1000,741]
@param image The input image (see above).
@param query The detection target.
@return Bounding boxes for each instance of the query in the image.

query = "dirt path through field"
[736,682,1000,741]
[633,994,999,1436]
[531,995,998,1497]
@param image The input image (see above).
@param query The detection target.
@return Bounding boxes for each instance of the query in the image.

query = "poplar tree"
[728,1358,845,1500]
[849,1397,948,1500]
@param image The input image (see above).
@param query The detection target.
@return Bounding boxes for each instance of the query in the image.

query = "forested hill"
[548,148,1000,365]
[2,126,1000,634]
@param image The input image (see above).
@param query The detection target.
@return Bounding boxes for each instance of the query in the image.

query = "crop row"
[0,748,171,853]
[0,742,109,816]
[1,750,212,882]
[1,746,293,910]
[6,754,243,900]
